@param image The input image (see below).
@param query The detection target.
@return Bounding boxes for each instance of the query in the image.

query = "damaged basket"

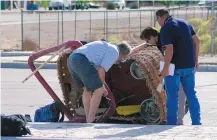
[57,41,167,124]
[28,40,188,125]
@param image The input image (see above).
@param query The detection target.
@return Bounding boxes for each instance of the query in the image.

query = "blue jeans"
[164,67,201,125]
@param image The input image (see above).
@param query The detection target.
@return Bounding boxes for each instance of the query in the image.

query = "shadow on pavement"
[196,83,217,88]
[94,124,176,139]
[27,122,93,130]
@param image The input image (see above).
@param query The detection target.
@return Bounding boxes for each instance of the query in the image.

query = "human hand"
[102,85,108,97]
[160,66,169,77]
[195,61,199,72]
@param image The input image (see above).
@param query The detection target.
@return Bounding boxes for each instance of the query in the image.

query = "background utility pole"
[210,1,215,56]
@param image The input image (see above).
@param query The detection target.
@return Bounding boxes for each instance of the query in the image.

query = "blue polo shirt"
[160,17,196,69]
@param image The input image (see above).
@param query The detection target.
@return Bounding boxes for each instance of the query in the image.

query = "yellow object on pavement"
[116,105,140,116]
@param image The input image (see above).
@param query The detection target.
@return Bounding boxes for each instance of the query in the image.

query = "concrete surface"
[1,68,217,139]
[2,123,217,140]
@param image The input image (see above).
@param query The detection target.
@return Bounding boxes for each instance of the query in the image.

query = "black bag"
[1,114,31,136]
[34,101,64,122]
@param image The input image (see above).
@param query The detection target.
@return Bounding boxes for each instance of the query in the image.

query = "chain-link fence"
[18,6,216,55]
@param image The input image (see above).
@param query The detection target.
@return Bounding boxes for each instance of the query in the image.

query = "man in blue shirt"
[67,40,132,123]
[156,9,201,125]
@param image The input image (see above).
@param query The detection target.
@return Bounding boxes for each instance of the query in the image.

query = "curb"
[1,10,21,14]
[198,65,217,72]
[1,51,44,57]
[1,62,217,72]
[1,62,56,69]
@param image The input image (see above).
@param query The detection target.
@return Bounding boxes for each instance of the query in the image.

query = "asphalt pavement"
[1,69,217,124]
[1,68,217,139]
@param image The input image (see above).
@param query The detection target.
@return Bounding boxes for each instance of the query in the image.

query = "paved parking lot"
[1,68,217,139]
[1,69,217,125]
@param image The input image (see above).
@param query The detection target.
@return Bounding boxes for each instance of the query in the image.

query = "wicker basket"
[56,45,167,124]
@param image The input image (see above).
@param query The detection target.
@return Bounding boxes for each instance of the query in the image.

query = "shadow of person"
[94,124,176,139]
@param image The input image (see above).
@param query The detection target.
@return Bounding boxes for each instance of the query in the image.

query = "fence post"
[62,11,63,43]
[74,11,77,40]
[116,10,118,37]
[210,2,215,56]
[39,12,40,50]
[154,10,156,27]
[57,11,59,45]
[140,10,141,33]
[21,9,24,51]
[176,8,178,17]
[193,7,195,18]
[207,8,209,20]
[104,11,106,40]
[106,11,108,40]
[151,10,153,26]
[128,10,130,37]
[89,11,91,38]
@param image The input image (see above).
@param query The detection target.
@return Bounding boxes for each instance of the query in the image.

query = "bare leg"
[82,87,91,122]
[87,86,107,123]
[177,84,187,125]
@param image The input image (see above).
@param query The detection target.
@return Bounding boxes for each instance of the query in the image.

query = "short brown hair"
[140,27,158,40]
[156,9,170,17]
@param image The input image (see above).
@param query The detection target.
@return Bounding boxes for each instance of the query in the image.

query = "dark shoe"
[159,120,167,125]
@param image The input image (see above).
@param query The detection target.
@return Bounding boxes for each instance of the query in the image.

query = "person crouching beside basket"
[67,40,132,123]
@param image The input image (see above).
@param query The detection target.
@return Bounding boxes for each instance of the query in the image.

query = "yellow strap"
[116,105,140,116]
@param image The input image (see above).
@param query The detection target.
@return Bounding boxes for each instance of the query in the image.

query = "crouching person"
[67,40,132,123]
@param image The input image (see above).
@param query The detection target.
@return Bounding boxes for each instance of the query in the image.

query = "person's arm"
[130,43,147,54]
[98,66,106,83]
[164,45,173,68]
[189,24,200,69]
[192,35,200,66]
[99,48,119,83]
[160,27,174,76]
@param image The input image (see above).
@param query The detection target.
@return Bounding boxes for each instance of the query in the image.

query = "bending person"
[67,40,132,123]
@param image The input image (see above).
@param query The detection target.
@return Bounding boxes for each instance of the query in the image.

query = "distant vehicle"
[198,0,217,10]
[113,0,125,10]
[69,2,89,10]
[198,1,206,6]
[198,0,217,6]
[48,1,68,10]
[26,1,39,10]
[88,2,101,9]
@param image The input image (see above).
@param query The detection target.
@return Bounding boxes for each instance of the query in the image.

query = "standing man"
[67,40,131,123]
[156,9,201,125]
[131,26,187,125]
